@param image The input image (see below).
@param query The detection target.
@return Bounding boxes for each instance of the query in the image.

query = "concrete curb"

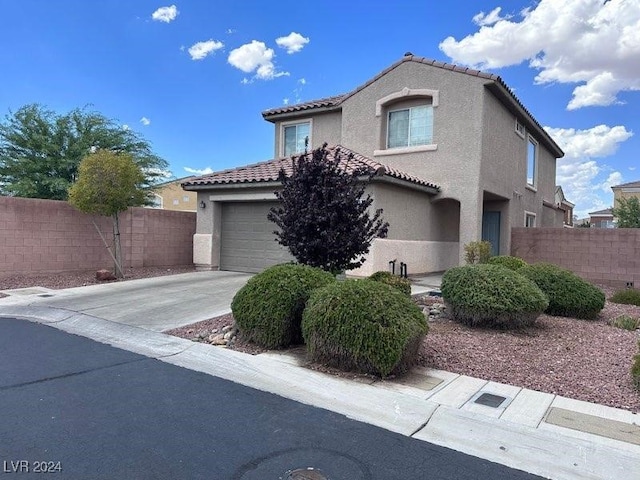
[2,305,639,480]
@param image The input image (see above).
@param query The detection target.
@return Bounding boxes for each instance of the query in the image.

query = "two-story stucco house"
[183,53,565,275]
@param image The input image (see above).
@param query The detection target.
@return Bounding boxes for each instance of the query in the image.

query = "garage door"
[220,202,295,273]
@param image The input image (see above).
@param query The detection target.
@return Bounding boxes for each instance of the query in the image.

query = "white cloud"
[544,124,633,216]
[151,5,178,23]
[228,40,289,80]
[439,0,640,109]
[283,98,289,105]
[472,7,511,27]
[226,28,236,34]
[184,166,213,175]
[122,124,129,131]
[188,39,224,60]
[298,78,306,85]
[140,117,151,126]
[275,32,310,54]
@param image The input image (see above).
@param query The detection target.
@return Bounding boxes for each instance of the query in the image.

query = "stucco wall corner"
[193,233,214,270]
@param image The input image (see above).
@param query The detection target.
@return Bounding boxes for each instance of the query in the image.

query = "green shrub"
[609,288,640,306]
[464,240,492,264]
[231,263,335,349]
[368,271,412,297]
[487,255,528,271]
[611,315,640,331]
[519,263,605,319]
[302,279,428,377]
[440,264,548,329]
[632,341,640,391]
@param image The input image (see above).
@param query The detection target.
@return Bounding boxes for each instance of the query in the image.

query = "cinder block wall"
[0,197,195,275]
[511,227,640,288]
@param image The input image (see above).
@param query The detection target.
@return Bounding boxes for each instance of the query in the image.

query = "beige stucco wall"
[272,110,342,158]
[613,186,640,205]
[153,181,197,211]
[338,61,494,263]
[349,239,459,277]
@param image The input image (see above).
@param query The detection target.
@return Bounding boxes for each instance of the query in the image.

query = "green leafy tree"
[0,104,168,200]
[612,197,640,228]
[68,150,147,278]
[267,144,389,273]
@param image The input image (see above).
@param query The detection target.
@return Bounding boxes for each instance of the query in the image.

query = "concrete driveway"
[0,271,252,331]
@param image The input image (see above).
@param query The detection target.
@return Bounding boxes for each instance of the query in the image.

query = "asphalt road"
[0,317,542,480]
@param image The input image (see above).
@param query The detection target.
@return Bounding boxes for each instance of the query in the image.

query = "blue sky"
[1,0,638,217]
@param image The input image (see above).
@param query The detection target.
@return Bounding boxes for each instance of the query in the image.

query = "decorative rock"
[208,333,226,345]
[222,325,233,333]
[96,269,116,281]
[223,331,234,340]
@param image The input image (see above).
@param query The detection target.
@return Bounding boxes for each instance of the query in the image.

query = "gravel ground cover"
[0,266,196,294]
[2,270,639,411]
[167,284,640,413]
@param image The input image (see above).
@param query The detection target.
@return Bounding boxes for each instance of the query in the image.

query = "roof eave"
[182,180,282,191]
[485,81,565,159]
[262,104,342,123]
[369,175,440,195]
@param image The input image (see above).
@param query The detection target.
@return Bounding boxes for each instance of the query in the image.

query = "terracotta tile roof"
[261,53,563,158]
[261,94,346,117]
[612,180,640,188]
[182,145,440,192]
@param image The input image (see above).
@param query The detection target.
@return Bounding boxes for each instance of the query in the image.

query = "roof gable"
[182,145,439,193]
[261,53,564,158]
[612,180,640,189]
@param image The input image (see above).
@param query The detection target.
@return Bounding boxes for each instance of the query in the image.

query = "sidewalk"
[0,274,638,480]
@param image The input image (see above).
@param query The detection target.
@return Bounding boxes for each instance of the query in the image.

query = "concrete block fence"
[511,227,640,288]
[0,197,195,275]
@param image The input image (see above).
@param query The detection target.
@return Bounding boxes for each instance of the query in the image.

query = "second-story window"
[283,122,310,157]
[527,136,537,188]
[387,105,433,149]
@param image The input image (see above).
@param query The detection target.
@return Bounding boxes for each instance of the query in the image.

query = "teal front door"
[482,211,501,256]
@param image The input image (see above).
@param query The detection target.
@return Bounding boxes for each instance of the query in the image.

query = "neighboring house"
[149,177,197,212]
[183,53,565,275]
[611,180,640,205]
[555,186,575,228]
[588,208,615,228]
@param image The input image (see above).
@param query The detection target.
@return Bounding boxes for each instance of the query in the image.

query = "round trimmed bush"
[368,271,412,297]
[231,263,335,349]
[487,255,528,271]
[441,264,548,329]
[519,263,605,319]
[609,288,640,306]
[302,279,428,377]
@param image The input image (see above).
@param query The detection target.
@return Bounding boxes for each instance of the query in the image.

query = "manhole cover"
[232,447,370,480]
[285,467,327,479]
[474,393,506,408]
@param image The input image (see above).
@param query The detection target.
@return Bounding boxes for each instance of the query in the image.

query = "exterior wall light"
[199,200,206,209]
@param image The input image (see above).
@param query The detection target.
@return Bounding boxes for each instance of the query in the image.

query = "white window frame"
[526,135,538,191]
[182,195,190,202]
[373,87,438,157]
[524,211,536,228]
[515,118,525,138]
[280,119,312,157]
[386,105,434,149]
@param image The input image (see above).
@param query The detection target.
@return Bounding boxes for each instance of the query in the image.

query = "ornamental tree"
[68,150,147,278]
[268,144,389,273]
[612,197,640,228]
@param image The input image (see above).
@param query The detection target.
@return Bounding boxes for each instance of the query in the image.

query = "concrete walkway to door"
[0,271,253,332]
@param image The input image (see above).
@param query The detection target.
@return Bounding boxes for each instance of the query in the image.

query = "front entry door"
[482,211,501,256]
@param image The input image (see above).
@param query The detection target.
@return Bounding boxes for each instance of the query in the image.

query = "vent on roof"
[404,51,413,57]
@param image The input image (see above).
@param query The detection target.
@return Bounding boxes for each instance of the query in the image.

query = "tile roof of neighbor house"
[589,208,613,216]
[262,53,564,158]
[181,145,440,192]
[612,180,640,188]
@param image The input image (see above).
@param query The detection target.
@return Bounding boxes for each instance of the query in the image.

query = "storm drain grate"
[285,468,328,480]
[474,393,507,408]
